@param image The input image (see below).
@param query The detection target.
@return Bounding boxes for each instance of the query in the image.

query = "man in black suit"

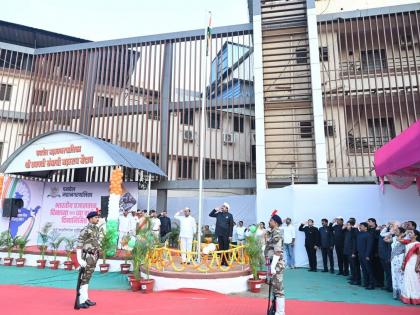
[209,202,234,266]
[357,222,375,290]
[159,210,171,240]
[330,217,349,276]
[344,219,361,285]
[319,219,334,273]
[299,219,320,272]
[367,218,384,288]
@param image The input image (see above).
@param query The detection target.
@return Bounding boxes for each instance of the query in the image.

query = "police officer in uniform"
[265,213,285,315]
[76,211,101,308]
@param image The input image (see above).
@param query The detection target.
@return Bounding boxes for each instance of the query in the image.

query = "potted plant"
[120,234,132,274]
[136,218,156,293]
[63,237,76,271]
[15,236,29,267]
[245,234,264,293]
[48,230,65,269]
[37,222,52,268]
[1,231,18,266]
[99,229,113,273]
[129,241,142,291]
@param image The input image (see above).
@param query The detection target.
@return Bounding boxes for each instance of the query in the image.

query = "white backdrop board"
[257,184,420,268]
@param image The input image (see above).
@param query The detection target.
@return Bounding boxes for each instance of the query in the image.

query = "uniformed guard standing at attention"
[265,211,286,315]
[76,211,101,309]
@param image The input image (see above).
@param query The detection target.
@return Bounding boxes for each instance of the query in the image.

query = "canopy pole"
[147,174,152,213]
[197,11,212,263]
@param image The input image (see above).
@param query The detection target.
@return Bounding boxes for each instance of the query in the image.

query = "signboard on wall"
[4,132,116,174]
[0,177,44,245]
[40,182,138,242]
[0,178,138,246]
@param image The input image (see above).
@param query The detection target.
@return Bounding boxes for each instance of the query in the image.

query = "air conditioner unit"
[223,132,235,145]
[250,132,256,145]
[183,130,194,142]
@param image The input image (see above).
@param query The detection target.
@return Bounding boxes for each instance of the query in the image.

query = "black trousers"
[348,254,361,282]
[321,248,334,271]
[343,254,349,275]
[217,235,230,265]
[360,257,374,287]
[372,255,384,287]
[380,258,392,290]
[305,245,317,270]
[335,244,345,273]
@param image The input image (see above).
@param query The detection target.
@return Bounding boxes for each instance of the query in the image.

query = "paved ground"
[0,266,415,307]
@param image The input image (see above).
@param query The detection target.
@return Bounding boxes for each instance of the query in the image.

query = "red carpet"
[1,285,418,315]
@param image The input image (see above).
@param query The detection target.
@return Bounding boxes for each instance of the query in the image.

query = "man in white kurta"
[174,208,197,263]
[129,210,139,235]
[118,210,131,249]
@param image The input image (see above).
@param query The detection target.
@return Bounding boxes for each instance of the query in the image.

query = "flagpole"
[197,11,211,263]
[147,173,152,213]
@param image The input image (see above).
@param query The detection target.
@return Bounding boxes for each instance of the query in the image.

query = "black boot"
[85,300,96,306]
[75,303,89,309]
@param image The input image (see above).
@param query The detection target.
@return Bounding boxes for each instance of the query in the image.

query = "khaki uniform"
[264,227,285,298]
[77,223,100,285]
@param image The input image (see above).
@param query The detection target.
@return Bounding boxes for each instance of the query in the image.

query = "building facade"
[0,0,419,209]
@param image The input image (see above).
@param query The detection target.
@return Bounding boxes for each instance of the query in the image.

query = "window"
[31,89,48,106]
[205,160,216,180]
[324,120,335,137]
[180,109,194,125]
[207,112,220,129]
[96,96,113,108]
[361,49,387,70]
[0,84,12,101]
[296,48,308,64]
[319,47,328,62]
[233,116,244,133]
[222,162,246,179]
[147,111,159,120]
[299,121,312,139]
[367,118,395,141]
[177,158,193,179]
[250,118,255,130]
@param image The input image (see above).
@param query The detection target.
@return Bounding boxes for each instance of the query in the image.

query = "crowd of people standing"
[296,217,420,305]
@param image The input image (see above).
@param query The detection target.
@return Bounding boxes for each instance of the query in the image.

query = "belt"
[153,229,159,231]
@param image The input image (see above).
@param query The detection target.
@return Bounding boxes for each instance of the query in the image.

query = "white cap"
[337,216,343,219]
[223,202,230,210]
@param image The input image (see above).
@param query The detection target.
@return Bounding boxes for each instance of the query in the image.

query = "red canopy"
[374,119,420,190]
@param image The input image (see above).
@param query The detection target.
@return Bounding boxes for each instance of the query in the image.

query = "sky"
[1,0,250,41]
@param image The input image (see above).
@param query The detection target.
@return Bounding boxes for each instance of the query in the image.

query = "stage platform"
[0,246,252,293]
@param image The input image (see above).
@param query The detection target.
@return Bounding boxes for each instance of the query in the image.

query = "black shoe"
[386,288,393,293]
[350,281,361,286]
[366,286,375,290]
[75,303,89,309]
[308,269,313,272]
[322,270,328,273]
[85,300,96,306]
[337,272,343,275]
[330,270,335,274]
[313,269,317,272]
[347,276,353,280]
[343,273,349,276]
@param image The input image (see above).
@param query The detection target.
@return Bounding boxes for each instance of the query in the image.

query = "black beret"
[87,211,99,219]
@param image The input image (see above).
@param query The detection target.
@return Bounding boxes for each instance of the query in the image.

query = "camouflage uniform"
[264,227,285,298]
[77,223,100,285]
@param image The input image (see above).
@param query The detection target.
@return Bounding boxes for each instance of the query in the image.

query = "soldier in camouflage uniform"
[76,211,101,309]
[264,213,286,315]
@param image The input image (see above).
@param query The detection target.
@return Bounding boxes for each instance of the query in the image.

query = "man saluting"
[75,211,101,309]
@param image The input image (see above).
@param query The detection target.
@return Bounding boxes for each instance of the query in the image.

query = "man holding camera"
[209,202,234,266]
